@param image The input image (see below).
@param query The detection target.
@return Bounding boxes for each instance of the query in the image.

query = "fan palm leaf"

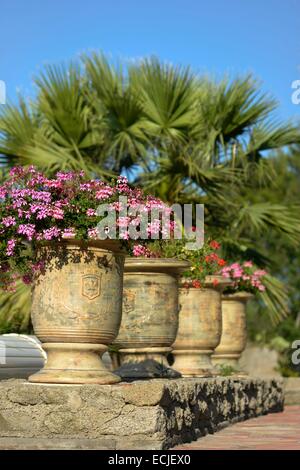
[0,282,31,333]
[129,57,199,145]
[83,53,150,173]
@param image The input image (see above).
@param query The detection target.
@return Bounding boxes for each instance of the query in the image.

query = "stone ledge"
[0,377,284,450]
[284,378,300,405]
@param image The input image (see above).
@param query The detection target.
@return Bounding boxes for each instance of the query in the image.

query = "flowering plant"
[180,239,226,288]
[130,239,181,259]
[221,261,267,294]
[132,236,226,288]
[0,166,172,291]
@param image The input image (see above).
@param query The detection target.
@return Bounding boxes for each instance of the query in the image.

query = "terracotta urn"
[28,240,125,384]
[113,258,190,379]
[172,275,230,377]
[211,292,253,372]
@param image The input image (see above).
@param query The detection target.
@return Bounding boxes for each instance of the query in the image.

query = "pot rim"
[204,275,232,287]
[222,291,255,301]
[125,257,191,274]
[179,275,231,290]
[37,239,126,254]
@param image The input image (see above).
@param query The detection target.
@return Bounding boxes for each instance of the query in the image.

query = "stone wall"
[0,377,284,450]
[284,378,300,405]
[239,343,281,378]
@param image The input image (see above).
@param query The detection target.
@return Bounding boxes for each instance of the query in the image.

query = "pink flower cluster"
[132,244,156,258]
[0,165,173,291]
[6,239,16,257]
[221,261,267,293]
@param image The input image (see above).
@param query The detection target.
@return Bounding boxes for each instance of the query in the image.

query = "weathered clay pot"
[172,276,230,377]
[211,292,253,372]
[113,258,190,379]
[28,240,125,384]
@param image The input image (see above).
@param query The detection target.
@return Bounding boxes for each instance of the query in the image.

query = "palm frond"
[233,202,300,245]
[83,52,150,172]
[258,274,290,324]
[246,121,300,155]
[129,56,199,144]
[0,98,39,164]
[0,282,31,333]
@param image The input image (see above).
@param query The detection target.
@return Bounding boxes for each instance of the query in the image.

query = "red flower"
[192,280,201,288]
[213,278,219,287]
[218,258,226,267]
[206,253,219,263]
[210,240,221,250]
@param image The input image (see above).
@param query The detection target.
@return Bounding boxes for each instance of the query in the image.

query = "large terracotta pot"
[211,292,253,371]
[172,276,229,377]
[28,240,125,384]
[113,258,190,379]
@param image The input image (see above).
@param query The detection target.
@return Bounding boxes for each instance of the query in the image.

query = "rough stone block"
[0,377,284,449]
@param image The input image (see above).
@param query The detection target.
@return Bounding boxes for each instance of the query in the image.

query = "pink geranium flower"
[0,166,173,290]
[221,261,268,295]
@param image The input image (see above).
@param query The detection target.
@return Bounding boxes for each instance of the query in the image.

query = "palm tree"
[128,57,234,202]
[83,53,150,176]
[0,53,300,328]
[0,63,107,177]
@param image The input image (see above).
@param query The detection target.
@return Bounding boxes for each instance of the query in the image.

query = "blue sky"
[1,0,300,120]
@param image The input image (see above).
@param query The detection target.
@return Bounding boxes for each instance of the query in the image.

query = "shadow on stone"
[115,359,181,380]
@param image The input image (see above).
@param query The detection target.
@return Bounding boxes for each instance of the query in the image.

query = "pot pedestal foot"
[115,347,181,379]
[211,354,248,377]
[28,343,121,385]
[172,349,217,377]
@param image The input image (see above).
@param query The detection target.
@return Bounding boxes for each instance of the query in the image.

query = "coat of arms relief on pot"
[82,274,101,300]
[32,270,106,326]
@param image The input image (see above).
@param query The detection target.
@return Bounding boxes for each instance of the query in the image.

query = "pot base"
[172,349,216,377]
[115,347,181,379]
[28,343,121,385]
